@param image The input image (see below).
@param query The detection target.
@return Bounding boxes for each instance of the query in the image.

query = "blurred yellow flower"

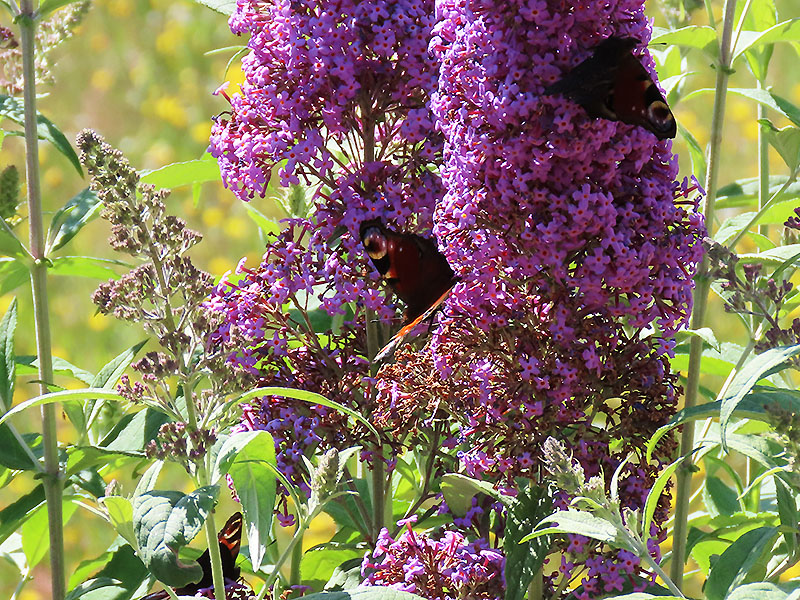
[209,256,235,276]
[87,312,109,332]
[89,33,109,53]
[90,68,114,92]
[43,167,63,189]
[202,205,224,228]
[107,0,133,18]
[224,216,249,240]
[154,95,189,128]
[191,121,212,144]
[156,25,184,56]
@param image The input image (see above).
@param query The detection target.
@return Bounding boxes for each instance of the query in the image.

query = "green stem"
[371,449,386,537]
[289,527,304,587]
[671,0,739,589]
[20,3,64,600]
[757,80,770,239]
[201,509,227,600]
[256,509,316,600]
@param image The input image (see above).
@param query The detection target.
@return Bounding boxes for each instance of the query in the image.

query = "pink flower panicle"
[361,519,505,600]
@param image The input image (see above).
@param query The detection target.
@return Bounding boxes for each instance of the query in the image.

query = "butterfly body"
[360,220,455,323]
[360,220,456,360]
[545,36,676,140]
[139,512,243,600]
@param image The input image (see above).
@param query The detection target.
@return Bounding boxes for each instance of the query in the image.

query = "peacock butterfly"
[139,512,243,600]
[360,220,456,361]
[544,36,676,140]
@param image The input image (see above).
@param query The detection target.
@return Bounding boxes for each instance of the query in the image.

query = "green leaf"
[189,0,237,15]
[775,480,798,558]
[0,427,39,470]
[733,18,800,57]
[650,26,718,55]
[503,486,552,600]
[324,557,363,591]
[226,387,381,441]
[522,510,626,548]
[140,158,220,190]
[301,545,364,589]
[134,462,164,499]
[738,244,800,267]
[213,430,277,571]
[705,527,780,600]
[0,484,45,546]
[0,297,16,411]
[93,340,147,390]
[46,188,102,253]
[674,327,720,352]
[16,355,94,384]
[677,123,706,185]
[0,95,83,175]
[717,175,800,208]
[645,391,777,461]
[101,408,169,454]
[440,473,514,517]
[22,500,77,569]
[68,544,150,600]
[703,476,742,517]
[0,226,28,259]
[730,88,800,127]
[132,486,219,588]
[641,454,688,542]
[38,0,83,16]
[242,202,281,237]
[0,258,28,296]
[720,345,800,449]
[759,120,800,170]
[50,256,124,280]
[101,496,137,548]
[727,582,796,600]
[0,388,125,427]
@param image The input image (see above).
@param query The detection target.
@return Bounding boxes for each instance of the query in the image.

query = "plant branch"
[671,0,739,588]
[20,2,64,600]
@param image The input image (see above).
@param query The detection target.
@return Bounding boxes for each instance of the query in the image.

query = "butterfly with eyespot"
[139,512,243,600]
[360,219,456,362]
[544,36,676,140]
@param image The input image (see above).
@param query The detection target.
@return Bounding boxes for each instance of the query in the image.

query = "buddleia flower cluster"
[78,130,245,470]
[423,0,704,595]
[206,0,447,521]
[207,0,705,597]
[361,516,504,600]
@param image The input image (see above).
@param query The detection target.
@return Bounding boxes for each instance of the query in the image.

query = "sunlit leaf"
[140,158,220,190]
[46,189,102,253]
[651,26,718,55]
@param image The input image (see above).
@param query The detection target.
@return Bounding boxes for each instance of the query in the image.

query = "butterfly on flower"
[545,36,676,140]
[360,220,456,361]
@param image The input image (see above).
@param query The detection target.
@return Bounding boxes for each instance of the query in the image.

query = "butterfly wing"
[360,220,455,322]
[360,220,456,362]
[373,283,456,362]
[545,36,676,139]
